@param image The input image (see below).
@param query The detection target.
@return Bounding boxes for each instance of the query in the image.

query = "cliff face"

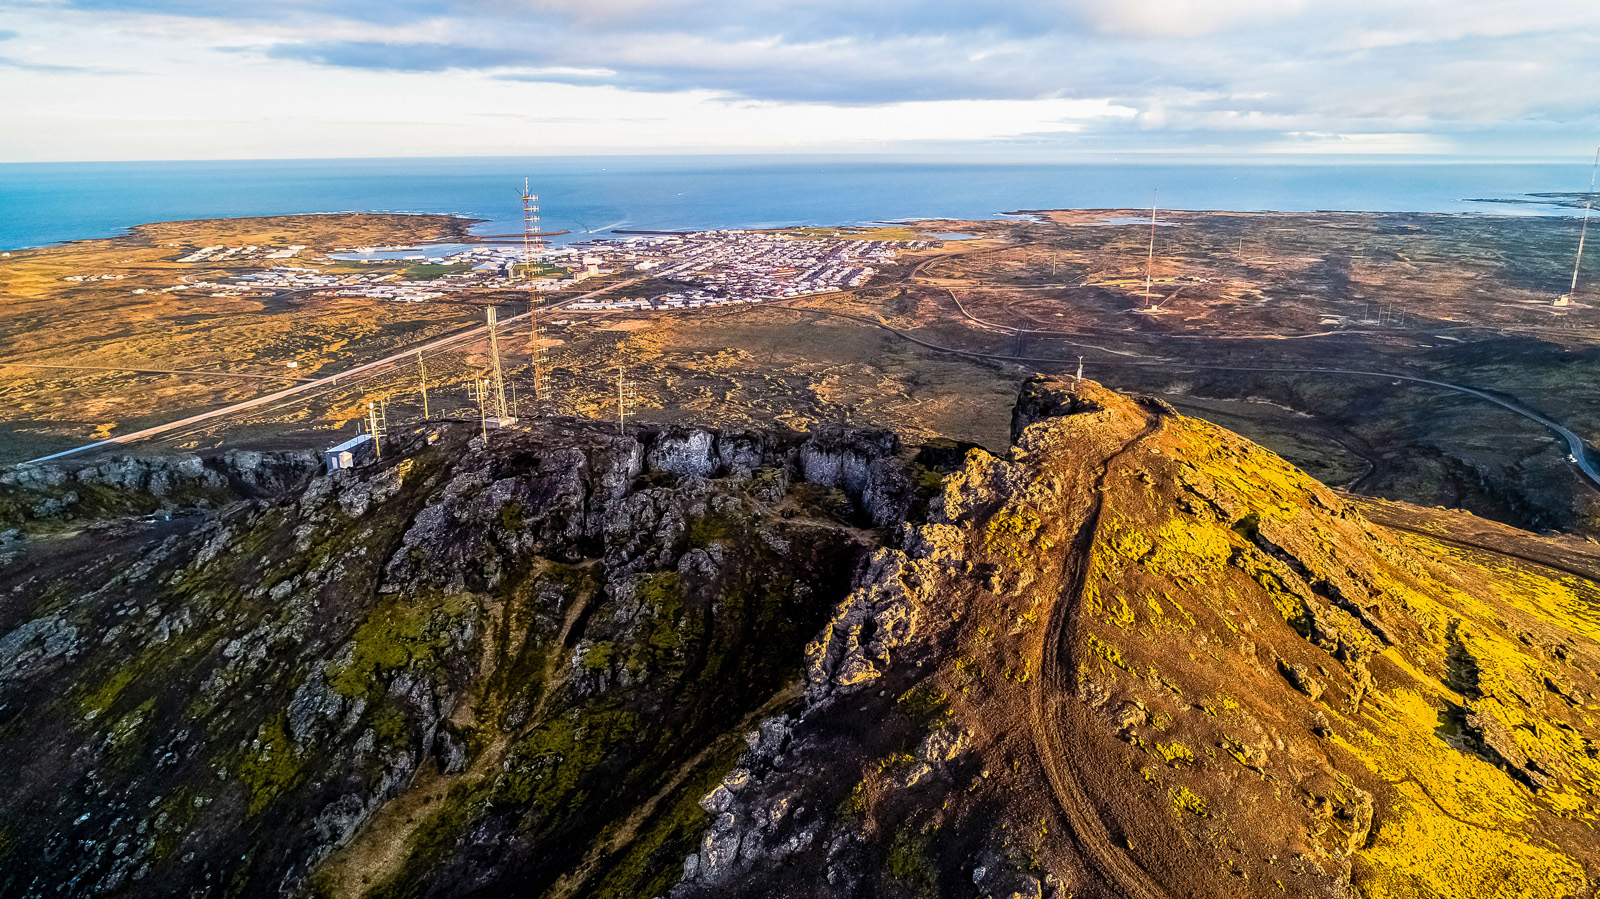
[3,381,1600,899]
[0,422,904,898]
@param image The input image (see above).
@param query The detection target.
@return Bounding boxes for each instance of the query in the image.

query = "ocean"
[0,156,1592,252]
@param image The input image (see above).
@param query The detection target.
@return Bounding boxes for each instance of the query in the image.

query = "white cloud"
[0,0,1595,160]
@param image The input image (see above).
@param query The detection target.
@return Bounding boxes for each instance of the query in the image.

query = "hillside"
[1,379,1598,898]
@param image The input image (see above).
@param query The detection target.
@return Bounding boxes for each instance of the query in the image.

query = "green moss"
[149,788,200,862]
[327,592,477,699]
[494,702,642,816]
[885,827,939,899]
[897,684,952,728]
[626,572,694,679]
[581,641,615,672]
[370,705,412,749]
[687,509,739,547]
[788,483,853,521]
[236,715,302,815]
[77,666,139,717]
[362,781,488,899]
[496,500,525,533]
[587,739,748,899]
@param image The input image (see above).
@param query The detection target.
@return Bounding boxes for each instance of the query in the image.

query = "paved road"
[3,362,315,383]
[18,281,634,465]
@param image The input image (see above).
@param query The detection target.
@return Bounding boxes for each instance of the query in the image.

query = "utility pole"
[615,365,636,436]
[484,306,514,426]
[1561,145,1600,306]
[417,350,429,420]
[367,400,385,459]
[478,378,489,442]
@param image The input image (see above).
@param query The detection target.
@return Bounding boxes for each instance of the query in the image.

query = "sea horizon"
[2,155,1594,253]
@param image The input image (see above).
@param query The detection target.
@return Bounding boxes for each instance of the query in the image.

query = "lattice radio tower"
[522,179,554,407]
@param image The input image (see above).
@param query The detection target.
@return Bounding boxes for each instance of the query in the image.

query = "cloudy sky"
[1,0,1596,162]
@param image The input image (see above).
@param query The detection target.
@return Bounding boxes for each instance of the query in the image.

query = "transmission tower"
[615,364,637,436]
[522,179,554,407]
[484,305,514,427]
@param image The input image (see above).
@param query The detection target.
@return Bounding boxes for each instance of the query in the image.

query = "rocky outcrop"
[0,449,318,529]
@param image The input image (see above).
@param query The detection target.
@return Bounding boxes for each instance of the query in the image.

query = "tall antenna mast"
[522,179,553,407]
[1144,191,1158,306]
[1561,146,1600,306]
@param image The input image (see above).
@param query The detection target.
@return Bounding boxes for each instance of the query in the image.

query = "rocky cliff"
[3,381,1599,899]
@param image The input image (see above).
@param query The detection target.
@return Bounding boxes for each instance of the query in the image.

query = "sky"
[0,0,1597,162]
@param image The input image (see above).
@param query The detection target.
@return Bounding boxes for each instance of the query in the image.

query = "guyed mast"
[1561,145,1600,305]
[1144,190,1158,306]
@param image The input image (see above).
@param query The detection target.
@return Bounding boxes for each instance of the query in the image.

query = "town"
[173,230,936,307]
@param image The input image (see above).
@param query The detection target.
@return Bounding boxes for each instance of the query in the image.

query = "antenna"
[1076,356,1084,381]
[1144,190,1158,306]
[1561,145,1600,306]
[521,179,554,408]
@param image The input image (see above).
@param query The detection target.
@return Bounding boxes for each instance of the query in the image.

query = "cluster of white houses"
[567,230,932,310]
[175,245,306,263]
[176,228,932,310]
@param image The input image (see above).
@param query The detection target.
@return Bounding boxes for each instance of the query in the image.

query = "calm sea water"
[0,156,1590,252]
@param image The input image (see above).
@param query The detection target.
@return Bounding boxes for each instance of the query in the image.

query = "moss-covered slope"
[0,420,895,898]
[670,377,1600,899]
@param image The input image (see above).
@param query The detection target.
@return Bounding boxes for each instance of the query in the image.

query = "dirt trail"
[1027,407,1174,899]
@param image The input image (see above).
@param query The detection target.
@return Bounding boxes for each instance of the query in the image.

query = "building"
[323,434,375,471]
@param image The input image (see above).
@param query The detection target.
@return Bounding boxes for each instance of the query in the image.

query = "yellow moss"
[1359,781,1587,899]
[1143,516,1233,578]
[984,506,1044,563]
[1156,741,1194,765]
[1085,633,1128,671]
[1335,689,1532,828]
[1171,785,1210,817]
